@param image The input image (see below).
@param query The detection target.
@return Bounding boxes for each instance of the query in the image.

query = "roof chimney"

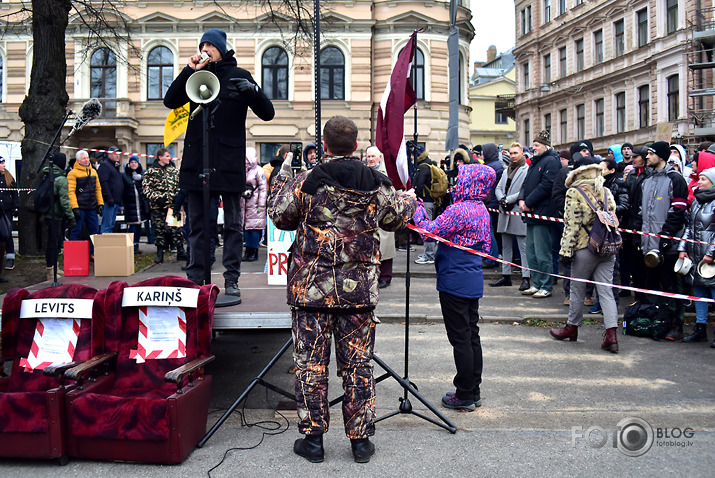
[487,45,497,63]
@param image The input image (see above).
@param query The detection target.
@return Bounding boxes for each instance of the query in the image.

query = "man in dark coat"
[517,130,561,298]
[97,146,124,233]
[482,143,504,266]
[164,28,275,297]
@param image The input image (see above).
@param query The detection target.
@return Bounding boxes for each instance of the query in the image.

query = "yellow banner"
[164,103,189,147]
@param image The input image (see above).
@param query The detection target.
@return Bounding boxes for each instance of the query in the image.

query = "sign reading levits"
[122,287,200,308]
[20,299,94,319]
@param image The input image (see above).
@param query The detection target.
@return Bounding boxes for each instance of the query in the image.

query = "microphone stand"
[35,110,73,286]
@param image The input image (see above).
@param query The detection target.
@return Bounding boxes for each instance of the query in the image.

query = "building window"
[406,47,425,101]
[544,0,551,23]
[575,38,584,72]
[638,85,650,128]
[637,8,648,47]
[320,46,345,100]
[576,103,585,139]
[667,74,679,121]
[543,53,551,84]
[544,113,552,133]
[146,143,175,167]
[521,6,532,35]
[594,30,603,64]
[495,102,508,124]
[147,46,173,100]
[595,98,604,136]
[560,108,568,143]
[614,20,625,57]
[558,0,566,16]
[262,47,289,100]
[91,48,116,117]
[524,119,530,146]
[574,0,583,5]
[615,92,626,133]
[260,143,284,165]
[523,62,530,89]
[559,46,567,77]
[666,0,678,34]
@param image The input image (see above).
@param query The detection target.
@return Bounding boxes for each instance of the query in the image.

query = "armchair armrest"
[165,355,215,390]
[43,361,82,378]
[0,356,11,378]
[65,352,117,386]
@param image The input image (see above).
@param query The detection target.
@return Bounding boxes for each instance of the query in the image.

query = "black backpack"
[623,303,673,340]
[33,172,55,213]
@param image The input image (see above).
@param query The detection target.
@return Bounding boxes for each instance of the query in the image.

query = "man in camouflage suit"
[268,116,416,464]
[142,148,186,263]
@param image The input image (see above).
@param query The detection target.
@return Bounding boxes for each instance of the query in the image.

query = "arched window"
[407,48,425,101]
[320,47,344,100]
[147,46,173,100]
[262,47,288,100]
[91,48,116,116]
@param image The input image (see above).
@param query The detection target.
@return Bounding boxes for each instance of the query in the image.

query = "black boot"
[664,320,684,341]
[519,277,531,291]
[293,434,324,463]
[134,244,142,255]
[155,248,164,264]
[242,247,251,261]
[683,323,708,343]
[489,275,512,287]
[250,247,259,261]
[350,438,375,463]
[176,246,188,262]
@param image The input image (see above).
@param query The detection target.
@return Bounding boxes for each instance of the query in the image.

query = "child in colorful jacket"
[413,163,495,412]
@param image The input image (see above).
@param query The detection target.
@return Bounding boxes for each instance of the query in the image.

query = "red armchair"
[0,284,100,464]
[65,276,218,464]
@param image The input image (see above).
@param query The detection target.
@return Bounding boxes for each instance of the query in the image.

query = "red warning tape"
[407,223,715,303]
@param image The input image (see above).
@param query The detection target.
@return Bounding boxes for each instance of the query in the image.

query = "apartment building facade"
[513,0,710,154]
[0,1,475,169]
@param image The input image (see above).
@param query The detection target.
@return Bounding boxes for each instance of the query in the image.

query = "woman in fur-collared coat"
[550,164,620,353]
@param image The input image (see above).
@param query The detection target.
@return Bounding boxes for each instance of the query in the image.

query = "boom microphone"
[73,98,102,132]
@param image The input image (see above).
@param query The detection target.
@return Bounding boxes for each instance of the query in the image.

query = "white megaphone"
[186,69,220,120]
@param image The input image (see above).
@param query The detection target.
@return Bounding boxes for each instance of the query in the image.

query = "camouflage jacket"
[142,161,179,209]
[268,157,416,310]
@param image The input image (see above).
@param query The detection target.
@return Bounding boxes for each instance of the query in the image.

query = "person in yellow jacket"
[67,150,103,252]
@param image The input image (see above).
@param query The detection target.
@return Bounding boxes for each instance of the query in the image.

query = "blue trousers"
[69,209,99,253]
[526,223,553,291]
[100,203,118,233]
[693,285,715,324]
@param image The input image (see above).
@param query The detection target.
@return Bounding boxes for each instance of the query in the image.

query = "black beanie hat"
[200,29,228,56]
[621,142,634,153]
[570,140,593,157]
[52,152,67,170]
[648,141,671,161]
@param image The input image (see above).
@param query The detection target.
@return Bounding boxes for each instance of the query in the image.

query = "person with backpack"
[42,153,76,279]
[549,164,620,353]
[641,141,689,341]
[678,167,715,347]
[412,149,439,265]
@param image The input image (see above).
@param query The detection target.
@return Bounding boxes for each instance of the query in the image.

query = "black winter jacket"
[603,172,630,223]
[97,160,124,206]
[482,143,504,209]
[552,155,599,216]
[122,164,148,224]
[0,173,18,212]
[625,167,651,231]
[518,149,561,224]
[164,51,275,193]
[412,156,437,202]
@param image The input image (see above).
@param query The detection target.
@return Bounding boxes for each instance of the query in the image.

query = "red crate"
[63,240,89,276]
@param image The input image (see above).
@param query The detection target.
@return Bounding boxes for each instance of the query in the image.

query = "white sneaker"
[415,256,435,264]
[521,286,539,295]
[532,289,552,298]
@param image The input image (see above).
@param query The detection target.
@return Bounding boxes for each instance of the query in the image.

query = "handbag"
[574,186,622,256]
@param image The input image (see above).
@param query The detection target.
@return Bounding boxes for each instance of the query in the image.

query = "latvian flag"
[376,32,418,190]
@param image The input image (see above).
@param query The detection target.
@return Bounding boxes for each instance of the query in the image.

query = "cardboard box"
[64,240,90,276]
[90,233,134,277]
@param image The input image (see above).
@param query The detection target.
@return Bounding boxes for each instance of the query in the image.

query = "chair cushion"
[0,391,48,433]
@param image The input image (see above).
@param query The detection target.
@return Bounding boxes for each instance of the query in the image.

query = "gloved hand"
[659,238,672,253]
[243,187,254,199]
[97,205,104,216]
[73,209,81,220]
[229,78,259,96]
[173,207,181,220]
[559,255,573,267]
[12,208,18,216]
[156,198,167,208]
[68,220,76,229]
[132,172,142,181]
[106,199,115,207]
[118,207,124,216]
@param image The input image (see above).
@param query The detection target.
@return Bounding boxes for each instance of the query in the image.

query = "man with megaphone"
[164,28,275,298]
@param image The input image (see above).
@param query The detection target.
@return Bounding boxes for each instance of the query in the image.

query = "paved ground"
[2,242,713,476]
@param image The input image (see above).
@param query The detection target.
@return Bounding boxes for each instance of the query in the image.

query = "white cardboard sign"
[266,217,295,286]
[122,287,199,308]
[20,299,94,319]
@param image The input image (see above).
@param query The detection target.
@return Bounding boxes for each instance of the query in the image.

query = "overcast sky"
[469,1,516,66]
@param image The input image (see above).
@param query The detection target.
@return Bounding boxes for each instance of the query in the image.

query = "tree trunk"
[17,0,72,256]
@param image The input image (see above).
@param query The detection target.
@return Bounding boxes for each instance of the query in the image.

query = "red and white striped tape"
[407,223,715,303]
[129,306,187,364]
[486,207,715,247]
[19,318,81,372]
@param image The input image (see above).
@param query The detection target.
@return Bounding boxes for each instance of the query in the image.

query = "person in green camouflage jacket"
[142,148,185,263]
[268,116,416,464]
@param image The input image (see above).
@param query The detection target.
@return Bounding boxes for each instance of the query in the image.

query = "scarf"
[507,157,525,180]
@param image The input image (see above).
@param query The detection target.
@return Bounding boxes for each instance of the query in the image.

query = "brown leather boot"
[550,324,578,341]
[601,327,619,353]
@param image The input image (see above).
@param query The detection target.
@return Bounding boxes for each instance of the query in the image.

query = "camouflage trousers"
[292,308,376,438]
[151,207,183,250]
